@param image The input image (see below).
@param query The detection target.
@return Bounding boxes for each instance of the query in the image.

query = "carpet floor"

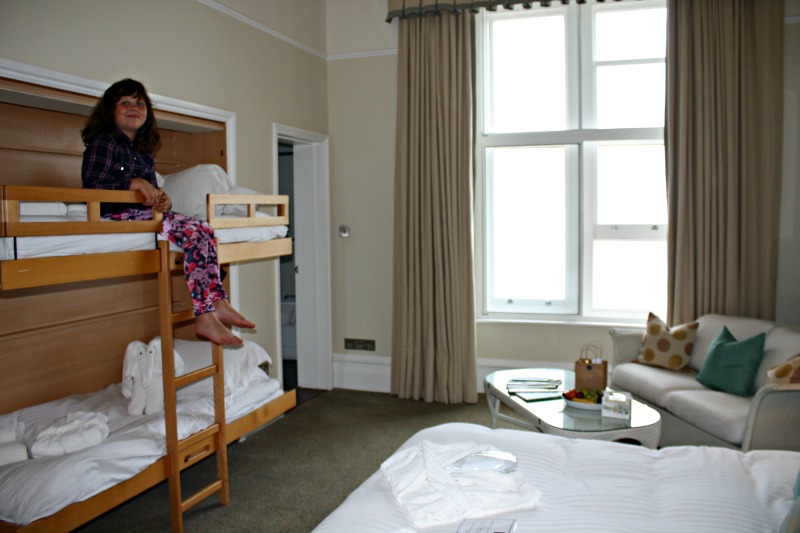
[76,389,518,533]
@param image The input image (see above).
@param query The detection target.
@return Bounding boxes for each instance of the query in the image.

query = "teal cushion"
[696,326,766,397]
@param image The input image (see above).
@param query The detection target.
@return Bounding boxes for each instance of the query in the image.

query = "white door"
[274,125,332,390]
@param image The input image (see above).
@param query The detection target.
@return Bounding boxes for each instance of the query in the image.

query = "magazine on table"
[506,377,563,401]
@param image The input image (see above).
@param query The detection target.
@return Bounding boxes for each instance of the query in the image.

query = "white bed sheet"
[312,422,800,533]
[0,213,288,260]
[0,370,283,525]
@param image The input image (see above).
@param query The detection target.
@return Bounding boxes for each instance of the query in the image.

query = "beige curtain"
[666,0,785,325]
[390,9,477,404]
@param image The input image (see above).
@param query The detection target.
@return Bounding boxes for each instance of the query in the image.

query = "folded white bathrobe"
[30,412,109,458]
[380,441,541,528]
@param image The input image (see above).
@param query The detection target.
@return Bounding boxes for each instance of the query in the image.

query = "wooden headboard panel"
[0,76,228,414]
[0,77,227,186]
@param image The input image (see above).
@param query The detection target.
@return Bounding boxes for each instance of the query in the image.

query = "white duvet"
[312,423,800,533]
[0,359,283,525]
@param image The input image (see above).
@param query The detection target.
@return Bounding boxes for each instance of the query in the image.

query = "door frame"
[272,123,332,390]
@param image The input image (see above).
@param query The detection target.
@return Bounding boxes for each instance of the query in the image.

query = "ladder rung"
[181,480,223,512]
[171,309,195,324]
[175,365,219,388]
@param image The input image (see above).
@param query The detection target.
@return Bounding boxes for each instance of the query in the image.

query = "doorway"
[278,142,298,392]
[273,124,333,397]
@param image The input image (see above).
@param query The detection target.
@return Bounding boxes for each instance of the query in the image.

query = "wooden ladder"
[157,240,230,533]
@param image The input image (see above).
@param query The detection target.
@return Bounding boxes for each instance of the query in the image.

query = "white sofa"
[610,314,800,451]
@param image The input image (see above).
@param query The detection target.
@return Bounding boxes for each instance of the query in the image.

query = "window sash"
[483,144,580,315]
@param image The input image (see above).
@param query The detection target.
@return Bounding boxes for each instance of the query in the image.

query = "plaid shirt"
[81,129,157,215]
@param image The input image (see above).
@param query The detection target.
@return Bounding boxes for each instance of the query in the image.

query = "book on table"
[506,378,563,401]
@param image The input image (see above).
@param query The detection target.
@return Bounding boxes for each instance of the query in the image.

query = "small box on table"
[602,390,632,419]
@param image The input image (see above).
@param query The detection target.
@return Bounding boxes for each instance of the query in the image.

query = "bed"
[0,185,296,532]
[312,423,800,533]
[0,338,289,527]
[0,76,296,532]
[0,184,290,290]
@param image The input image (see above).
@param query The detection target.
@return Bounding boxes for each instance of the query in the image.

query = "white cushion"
[665,389,751,445]
[612,363,705,407]
[160,164,233,220]
[690,315,775,373]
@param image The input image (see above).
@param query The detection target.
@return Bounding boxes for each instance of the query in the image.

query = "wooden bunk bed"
[0,77,296,532]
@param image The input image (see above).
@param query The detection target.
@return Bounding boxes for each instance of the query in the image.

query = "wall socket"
[344,338,375,351]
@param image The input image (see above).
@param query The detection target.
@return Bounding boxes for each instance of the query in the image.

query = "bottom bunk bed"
[0,338,295,532]
[311,422,800,533]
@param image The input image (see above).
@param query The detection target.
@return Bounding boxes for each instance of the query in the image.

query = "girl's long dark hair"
[81,78,161,155]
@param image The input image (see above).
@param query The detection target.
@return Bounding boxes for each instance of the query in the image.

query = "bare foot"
[214,299,256,329]
[195,311,243,347]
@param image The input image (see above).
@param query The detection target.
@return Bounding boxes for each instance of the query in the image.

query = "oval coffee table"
[485,368,661,448]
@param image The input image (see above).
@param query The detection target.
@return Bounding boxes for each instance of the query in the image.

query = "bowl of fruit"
[562,389,603,410]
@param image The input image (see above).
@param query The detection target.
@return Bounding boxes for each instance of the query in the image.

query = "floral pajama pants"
[106,209,226,315]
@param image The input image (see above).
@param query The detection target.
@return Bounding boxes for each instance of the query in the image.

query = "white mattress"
[0,342,285,526]
[0,213,288,260]
[312,422,800,533]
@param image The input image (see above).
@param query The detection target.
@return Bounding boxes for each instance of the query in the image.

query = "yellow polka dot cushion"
[767,354,800,386]
[638,312,699,371]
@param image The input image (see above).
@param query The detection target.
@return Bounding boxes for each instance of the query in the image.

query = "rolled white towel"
[30,412,109,458]
[0,442,28,467]
[0,416,21,445]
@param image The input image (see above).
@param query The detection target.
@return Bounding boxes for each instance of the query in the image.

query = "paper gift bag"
[575,359,607,391]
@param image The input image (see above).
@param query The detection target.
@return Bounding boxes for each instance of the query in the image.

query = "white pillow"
[160,164,233,220]
[20,202,68,217]
[174,338,271,398]
[220,186,264,216]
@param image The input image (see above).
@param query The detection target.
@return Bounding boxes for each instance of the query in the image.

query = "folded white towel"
[30,412,110,458]
[381,441,541,528]
[19,202,68,217]
[0,416,21,445]
[0,442,28,467]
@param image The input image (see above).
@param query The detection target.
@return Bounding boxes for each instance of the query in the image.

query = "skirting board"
[332,353,572,394]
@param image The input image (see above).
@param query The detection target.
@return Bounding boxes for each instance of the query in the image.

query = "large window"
[476,1,667,323]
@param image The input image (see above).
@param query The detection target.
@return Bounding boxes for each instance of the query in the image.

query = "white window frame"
[475,0,667,325]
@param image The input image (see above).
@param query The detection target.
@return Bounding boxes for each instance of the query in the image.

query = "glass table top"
[486,367,660,433]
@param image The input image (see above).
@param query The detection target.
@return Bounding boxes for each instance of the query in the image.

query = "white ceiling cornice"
[196,0,327,60]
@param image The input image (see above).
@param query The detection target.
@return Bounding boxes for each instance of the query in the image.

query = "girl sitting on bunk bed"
[81,78,253,347]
